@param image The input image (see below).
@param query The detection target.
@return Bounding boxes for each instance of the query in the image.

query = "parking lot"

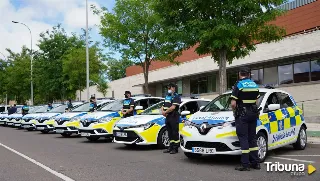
[0,126,319,181]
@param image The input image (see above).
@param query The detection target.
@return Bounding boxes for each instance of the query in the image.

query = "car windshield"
[29,106,42,113]
[16,107,22,113]
[34,106,50,113]
[71,100,105,112]
[140,102,164,115]
[48,105,67,113]
[99,100,123,112]
[201,92,266,112]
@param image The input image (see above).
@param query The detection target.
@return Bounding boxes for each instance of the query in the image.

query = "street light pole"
[12,21,33,105]
[86,0,90,102]
[0,52,7,107]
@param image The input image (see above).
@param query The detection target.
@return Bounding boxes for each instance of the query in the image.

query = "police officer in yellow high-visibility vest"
[231,67,261,171]
[162,83,181,154]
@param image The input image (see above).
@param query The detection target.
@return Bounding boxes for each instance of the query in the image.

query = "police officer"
[231,67,261,171]
[89,96,97,112]
[47,103,53,112]
[22,103,29,116]
[162,83,181,154]
[121,91,135,118]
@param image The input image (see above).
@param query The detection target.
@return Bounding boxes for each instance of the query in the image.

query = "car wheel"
[157,127,170,149]
[41,130,50,134]
[184,152,202,159]
[61,133,72,137]
[257,132,268,163]
[86,137,99,141]
[293,126,307,150]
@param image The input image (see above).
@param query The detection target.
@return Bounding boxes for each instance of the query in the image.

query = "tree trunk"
[142,61,150,94]
[218,49,227,95]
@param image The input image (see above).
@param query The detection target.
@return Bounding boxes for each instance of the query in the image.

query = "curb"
[307,137,320,145]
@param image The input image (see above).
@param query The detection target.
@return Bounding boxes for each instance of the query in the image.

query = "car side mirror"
[181,111,190,116]
[267,104,280,111]
[135,106,143,110]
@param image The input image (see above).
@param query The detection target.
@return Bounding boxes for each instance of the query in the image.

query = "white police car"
[180,88,307,162]
[78,96,164,141]
[54,100,114,137]
[113,98,210,148]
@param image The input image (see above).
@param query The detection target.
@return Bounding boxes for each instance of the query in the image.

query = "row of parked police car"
[0,87,308,162]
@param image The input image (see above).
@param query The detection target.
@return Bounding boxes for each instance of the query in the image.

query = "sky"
[0,0,117,59]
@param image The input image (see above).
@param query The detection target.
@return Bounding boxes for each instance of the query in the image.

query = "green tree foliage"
[4,47,31,104]
[0,55,8,104]
[94,0,183,93]
[106,58,133,81]
[62,44,106,98]
[155,0,287,94]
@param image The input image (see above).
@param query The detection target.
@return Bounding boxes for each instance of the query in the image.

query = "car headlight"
[129,122,154,130]
[50,116,57,120]
[184,120,192,127]
[70,117,80,122]
[98,117,113,123]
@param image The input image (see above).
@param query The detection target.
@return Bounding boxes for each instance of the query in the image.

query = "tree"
[4,47,31,104]
[93,0,184,93]
[96,77,109,97]
[155,0,286,94]
[62,44,106,98]
[0,57,8,104]
[34,24,85,102]
[106,58,133,81]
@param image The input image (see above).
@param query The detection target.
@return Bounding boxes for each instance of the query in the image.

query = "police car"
[34,102,85,133]
[12,106,45,128]
[0,106,23,126]
[20,104,61,130]
[54,100,114,137]
[180,87,307,162]
[7,106,41,127]
[78,96,164,141]
[113,98,210,148]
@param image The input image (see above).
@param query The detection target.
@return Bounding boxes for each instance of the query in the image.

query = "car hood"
[55,112,87,119]
[116,115,164,127]
[80,111,119,121]
[37,112,61,119]
[8,113,22,118]
[22,113,42,119]
[189,111,234,125]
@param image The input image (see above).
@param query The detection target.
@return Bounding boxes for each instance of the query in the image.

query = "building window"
[264,66,278,85]
[311,60,320,81]
[190,77,208,94]
[227,73,238,89]
[176,80,183,94]
[294,61,310,83]
[207,74,217,92]
[278,64,293,85]
[251,69,263,84]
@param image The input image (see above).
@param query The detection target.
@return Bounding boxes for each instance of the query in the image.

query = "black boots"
[163,144,173,153]
[163,143,179,154]
[235,166,250,171]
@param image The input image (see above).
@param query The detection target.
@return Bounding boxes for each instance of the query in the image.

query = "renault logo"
[84,120,88,123]
[200,123,207,133]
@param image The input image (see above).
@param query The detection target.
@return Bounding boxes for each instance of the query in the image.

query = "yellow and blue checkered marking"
[257,106,305,134]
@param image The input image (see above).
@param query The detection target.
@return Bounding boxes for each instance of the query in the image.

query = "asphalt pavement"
[0,126,319,181]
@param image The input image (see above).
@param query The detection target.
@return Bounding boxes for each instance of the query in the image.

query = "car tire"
[293,126,307,150]
[257,131,268,163]
[157,127,170,149]
[41,130,50,134]
[61,133,72,137]
[86,137,99,141]
[184,152,202,159]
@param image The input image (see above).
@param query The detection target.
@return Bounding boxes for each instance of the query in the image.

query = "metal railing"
[278,0,317,11]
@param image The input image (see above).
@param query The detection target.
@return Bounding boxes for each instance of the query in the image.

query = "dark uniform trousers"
[235,111,259,167]
[165,111,180,148]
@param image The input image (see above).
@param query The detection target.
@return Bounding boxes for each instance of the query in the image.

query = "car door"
[197,100,210,111]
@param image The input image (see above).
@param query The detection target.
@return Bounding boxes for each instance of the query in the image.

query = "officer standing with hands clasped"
[162,83,181,154]
[122,91,135,118]
[230,67,261,171]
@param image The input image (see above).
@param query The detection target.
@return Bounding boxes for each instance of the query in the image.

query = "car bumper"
[180,126,242,155]
[36,124,54,131]
[78,128,113,137]
[113,126,159,145]
[0,119,8,125]
[55,126,79,134]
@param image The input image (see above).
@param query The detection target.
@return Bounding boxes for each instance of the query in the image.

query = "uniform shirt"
[89,102,97,112]
[47,106,53,111]
[231,78,260,107]
[22,105,29,115]
[67,102,73,109]
[163,93,181,113]
[123,98,135,116]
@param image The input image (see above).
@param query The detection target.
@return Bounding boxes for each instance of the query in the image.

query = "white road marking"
[0,142,75,181]
[270,156,315,163]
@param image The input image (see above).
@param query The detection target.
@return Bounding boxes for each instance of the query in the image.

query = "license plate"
[81,133,90,137]
[15,124,21,126]
[8,123,13,125]
[37,127,45,130]
[192,147,216,154]
[116,132,127,137]
[56,129,64,133]
[23,125,30,128]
